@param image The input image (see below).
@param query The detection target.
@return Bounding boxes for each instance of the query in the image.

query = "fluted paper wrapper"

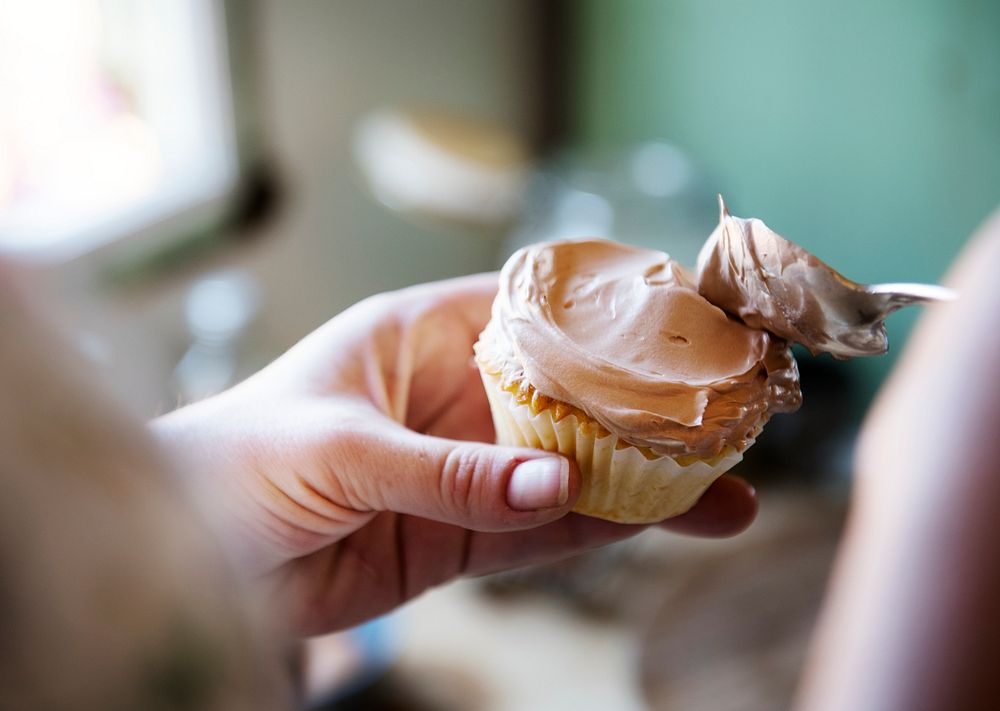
[479,370,748,523]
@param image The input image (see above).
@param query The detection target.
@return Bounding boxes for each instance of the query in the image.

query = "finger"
[388,272,499,338]
[283,475,759,633]
[462,513,649,577]
[459,476,757,577]
[401,271,498,315]
[339,425,582,532]
[276,510,648,634]
[420,362,495,441]
[659,474,758,537]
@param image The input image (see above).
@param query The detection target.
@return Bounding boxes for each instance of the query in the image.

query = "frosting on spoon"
[697,197,955,358]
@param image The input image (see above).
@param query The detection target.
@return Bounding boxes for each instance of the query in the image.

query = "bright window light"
[0,0,237,258]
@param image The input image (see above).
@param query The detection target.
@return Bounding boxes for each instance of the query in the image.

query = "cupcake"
[475,198,948,523]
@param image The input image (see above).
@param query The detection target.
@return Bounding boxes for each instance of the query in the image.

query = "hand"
[154,274,757,635]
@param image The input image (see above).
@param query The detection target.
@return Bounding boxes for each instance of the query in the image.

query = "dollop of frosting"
[697,197,956,359]
[484,239,801,458]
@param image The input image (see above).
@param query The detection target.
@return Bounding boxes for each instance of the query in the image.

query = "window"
[0,0,237,259]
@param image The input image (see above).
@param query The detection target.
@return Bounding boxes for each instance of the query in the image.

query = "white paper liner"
[479,369,752,523]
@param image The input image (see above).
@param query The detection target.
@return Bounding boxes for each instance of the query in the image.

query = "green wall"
[572,0,1000,405]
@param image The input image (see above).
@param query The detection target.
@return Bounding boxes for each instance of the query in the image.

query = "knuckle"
[440,446,493,520]
[327,422,366,467]
[322,421,377,510]
[357,290,398,315]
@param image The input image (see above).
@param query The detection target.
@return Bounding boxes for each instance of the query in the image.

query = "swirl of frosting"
[486,239,801,458]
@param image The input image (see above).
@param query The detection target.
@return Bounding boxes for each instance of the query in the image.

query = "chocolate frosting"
[485,198,948,457]
[697,197,955,359]
[485,239,801,458]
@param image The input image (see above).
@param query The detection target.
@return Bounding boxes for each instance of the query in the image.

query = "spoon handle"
[865,282,958,303]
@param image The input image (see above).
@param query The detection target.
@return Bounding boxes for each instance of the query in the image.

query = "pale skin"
[796,211,1000,710]
[153,273,757,635]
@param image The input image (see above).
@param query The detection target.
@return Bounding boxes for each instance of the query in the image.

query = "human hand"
[154,274,757,635]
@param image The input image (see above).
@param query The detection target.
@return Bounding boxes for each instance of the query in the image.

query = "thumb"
[343,425,581,531]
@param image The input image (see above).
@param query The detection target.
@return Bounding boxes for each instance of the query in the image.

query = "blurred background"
[1,1,997,709]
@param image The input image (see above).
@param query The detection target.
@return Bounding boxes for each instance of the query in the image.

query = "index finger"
[461,474,758,577]
[391,271,499,335]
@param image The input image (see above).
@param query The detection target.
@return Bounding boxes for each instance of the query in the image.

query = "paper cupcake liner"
[479,369,751,524]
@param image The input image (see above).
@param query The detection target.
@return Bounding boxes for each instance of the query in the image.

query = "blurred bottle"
[171,268,261,404]
[503,140,719,268]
